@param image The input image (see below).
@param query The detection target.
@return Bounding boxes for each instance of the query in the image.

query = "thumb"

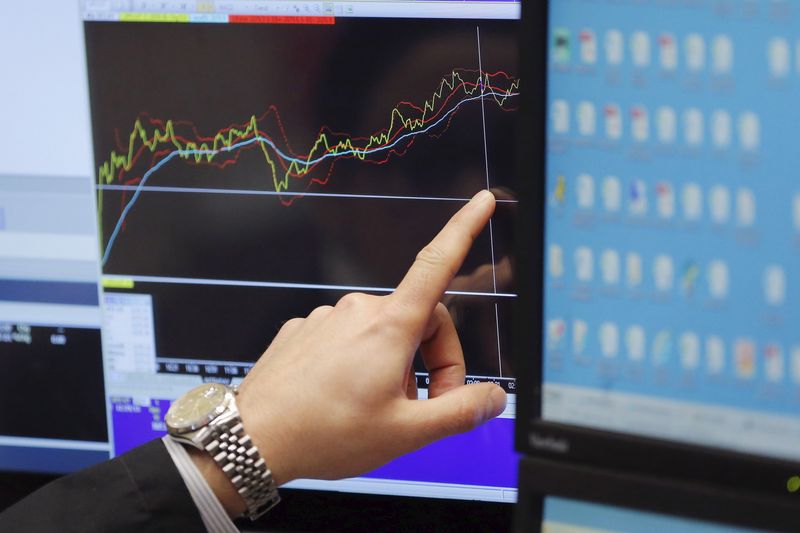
[405,383,507,446]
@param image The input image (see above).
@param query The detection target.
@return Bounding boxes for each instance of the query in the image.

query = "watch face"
[165,382,228,432]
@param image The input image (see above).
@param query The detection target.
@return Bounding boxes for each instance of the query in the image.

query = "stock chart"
[86,18,518,381]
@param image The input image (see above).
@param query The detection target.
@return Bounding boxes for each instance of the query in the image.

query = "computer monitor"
[0,0,520,513]
[515,457,797,532]
[515,0,800,501]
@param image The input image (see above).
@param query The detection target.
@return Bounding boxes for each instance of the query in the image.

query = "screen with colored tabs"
[541,497,769,533]
[542,0,800,462]
[0,0,520,505]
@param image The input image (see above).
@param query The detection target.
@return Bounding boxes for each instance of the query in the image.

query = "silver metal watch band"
[204,419,280,520]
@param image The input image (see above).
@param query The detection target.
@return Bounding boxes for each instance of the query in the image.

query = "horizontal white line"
[104,274,517,298]
[97,184,518,204]
[0,435,110,452]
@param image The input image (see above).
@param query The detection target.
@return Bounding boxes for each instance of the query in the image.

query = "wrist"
[187,444,248,518]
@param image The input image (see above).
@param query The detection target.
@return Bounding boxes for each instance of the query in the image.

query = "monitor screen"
[540,0,800,464]
[0,0,520,503]
[541,497,769,533]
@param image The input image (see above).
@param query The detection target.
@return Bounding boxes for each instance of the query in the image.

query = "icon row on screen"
[546,318,800,384]
[549,246,787,306]
[550,100,760,149]
[552,28,735,73]
[552,174,757,227]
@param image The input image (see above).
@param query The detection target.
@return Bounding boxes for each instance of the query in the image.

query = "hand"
[192,190,507,517]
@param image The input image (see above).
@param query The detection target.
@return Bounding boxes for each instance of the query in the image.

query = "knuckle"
[282,317,304,330]
[336,292,368,309]
[415,243,449,270]
[415,243,458,281]
[308,305,334,318]
[454,397,479,433]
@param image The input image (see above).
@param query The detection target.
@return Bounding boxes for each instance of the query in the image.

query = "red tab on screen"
[228,15,335,25]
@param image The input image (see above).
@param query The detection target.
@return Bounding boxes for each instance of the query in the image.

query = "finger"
[264,317,304,355]
[421,303,465,399]
[405,366,418,400]
[402,384,507,445]
[391,190,495,329]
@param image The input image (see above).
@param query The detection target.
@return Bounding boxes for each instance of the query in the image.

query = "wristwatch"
[165,382,280,520]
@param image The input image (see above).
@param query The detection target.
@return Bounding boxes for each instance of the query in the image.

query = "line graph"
[86,18,518,380]
[97,69,519,266]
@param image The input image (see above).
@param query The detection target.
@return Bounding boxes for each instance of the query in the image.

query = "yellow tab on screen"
[102,277,135,289]
[119,13,190,23]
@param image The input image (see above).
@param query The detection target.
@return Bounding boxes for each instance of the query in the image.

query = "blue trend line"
[100,89,519,266]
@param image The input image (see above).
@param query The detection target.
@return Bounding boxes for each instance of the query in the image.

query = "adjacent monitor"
[516,0,800,504]
[0,0,520,507]
[515,457,793,532]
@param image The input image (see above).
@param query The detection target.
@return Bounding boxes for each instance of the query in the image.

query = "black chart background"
[85,18,518,378]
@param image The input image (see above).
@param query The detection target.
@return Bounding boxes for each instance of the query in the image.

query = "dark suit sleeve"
[0,439,207,533]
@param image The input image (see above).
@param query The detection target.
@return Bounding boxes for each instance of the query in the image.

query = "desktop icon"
[711,110,732,149]
[708,260,729,299]
[602,176,622,212]
[658,32,678,71]
[768,37,790,78]
[682,183,703,221]
[655,181,675,219]
[579,29,597,65]
[653,254,674,292]
[576,173,595,209]
[734,339,756,379]
[736,188,757,227]
[764,343,785,383]
[605,29,624,66]
[680,261,700,296]
[628,179,648,216]
[793,194,800,231]
[600,249,621,285]
[711,35,734,74]
[683,108,704,147]
[631,31,651,67]
[552,100,570,134]
[599,322,620,358]
[548,244,564,279]
[604,104,623,140]
[575,246,594,282]
[652,330,672,366]
[577,101,596,136]
[626,325,646,362]
[572,319,588,355]
[685,33,706,72]
[709,185,731,224]
[738,112,760,151]
[630,106,649,142]
[626,252,643,288]
[655,106,677,144]
[706,336,725,375]
[547,318,567,350]
[764,265,786,306]
[553,28,571,64]
[680,332,701,370]
[791,347,800,385]
[553,174,567,205]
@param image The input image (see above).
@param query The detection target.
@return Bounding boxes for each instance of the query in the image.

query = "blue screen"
[543,0,800,461]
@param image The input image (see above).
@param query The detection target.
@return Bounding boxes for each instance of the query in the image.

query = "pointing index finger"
[391,190,495,328]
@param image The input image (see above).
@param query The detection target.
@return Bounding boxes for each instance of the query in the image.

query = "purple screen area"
[111,398,517,489]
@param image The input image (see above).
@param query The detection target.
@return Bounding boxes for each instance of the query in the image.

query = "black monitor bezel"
[513,0,800,503]
[514,457,800,532]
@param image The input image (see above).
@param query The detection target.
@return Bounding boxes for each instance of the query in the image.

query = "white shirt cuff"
[162,435,240,533]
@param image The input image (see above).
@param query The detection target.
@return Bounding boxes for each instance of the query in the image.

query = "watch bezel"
[165,382,233,434]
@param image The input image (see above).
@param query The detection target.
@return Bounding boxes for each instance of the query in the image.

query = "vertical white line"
[477,25,504,377]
